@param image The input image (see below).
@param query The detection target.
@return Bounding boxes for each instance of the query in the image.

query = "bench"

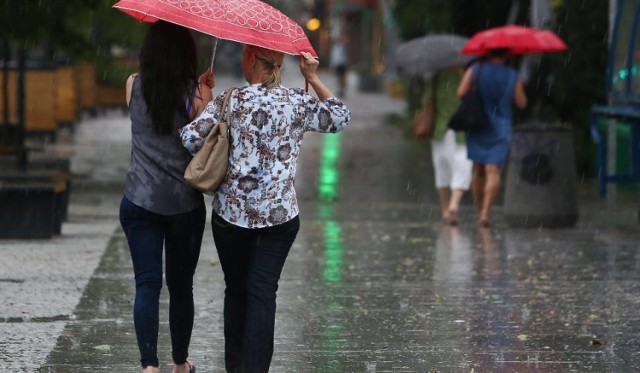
[0,154,71,238]
[0,181,57,239]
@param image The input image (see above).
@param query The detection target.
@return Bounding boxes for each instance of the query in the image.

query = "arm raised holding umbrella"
[180,43,351,372]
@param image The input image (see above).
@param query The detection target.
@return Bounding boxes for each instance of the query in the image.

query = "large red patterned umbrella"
[461,25,566,55]
[113,0,317,57]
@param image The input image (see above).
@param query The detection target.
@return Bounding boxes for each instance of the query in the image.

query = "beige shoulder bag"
[184,88,235,193]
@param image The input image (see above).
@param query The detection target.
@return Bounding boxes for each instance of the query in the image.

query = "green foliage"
[451,0,517,37]
[0,0,146,62]
[535,1,607,177]
[1,0,103,58]
[392,1,452,40]
[91,2,147,85]
[392,0,518,40]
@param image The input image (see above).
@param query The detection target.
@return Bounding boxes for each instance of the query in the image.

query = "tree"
[393,1,451,40]
[542,1,607,177]
[451,0,517,37]
[1,0,104,59]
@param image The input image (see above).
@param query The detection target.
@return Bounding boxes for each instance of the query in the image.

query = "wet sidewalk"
[2,65,640,372]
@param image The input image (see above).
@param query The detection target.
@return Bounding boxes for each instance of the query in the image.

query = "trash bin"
[504,121,579,228]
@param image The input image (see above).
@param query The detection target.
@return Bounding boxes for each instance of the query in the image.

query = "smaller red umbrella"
[461,25,567,55]
[530,30,567,53]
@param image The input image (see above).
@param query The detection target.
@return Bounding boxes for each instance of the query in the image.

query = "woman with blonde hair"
[181,44,351,372]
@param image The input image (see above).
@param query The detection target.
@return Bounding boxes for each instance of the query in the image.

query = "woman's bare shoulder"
[125,73,139,107]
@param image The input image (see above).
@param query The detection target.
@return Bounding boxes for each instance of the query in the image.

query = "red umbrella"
[461,25,567,55]
[113,0,317,58]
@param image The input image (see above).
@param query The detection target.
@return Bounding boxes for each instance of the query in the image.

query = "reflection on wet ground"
[37,74,640,372]
[42,200,640,372]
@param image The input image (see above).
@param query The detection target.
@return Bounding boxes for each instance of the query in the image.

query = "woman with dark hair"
[181,44,351,372]
[456,48,527,227]
[119,20,213,373]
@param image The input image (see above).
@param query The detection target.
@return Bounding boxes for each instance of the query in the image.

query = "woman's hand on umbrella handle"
[199,68,215,89]
[299,51,334,100]
[299,52,319,83]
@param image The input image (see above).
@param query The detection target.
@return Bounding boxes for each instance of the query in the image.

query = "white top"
[181,84,351,228]
[330,43,347,68]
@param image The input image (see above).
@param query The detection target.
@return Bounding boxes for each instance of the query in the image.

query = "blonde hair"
[247,45,284,89]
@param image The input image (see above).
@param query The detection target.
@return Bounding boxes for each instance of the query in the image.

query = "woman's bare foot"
[143,366,160,373]
[446,209,459,225]
[441,209,450,224]
[478,213,491,228]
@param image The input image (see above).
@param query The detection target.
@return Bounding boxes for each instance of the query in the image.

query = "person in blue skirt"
[456,48,527,227]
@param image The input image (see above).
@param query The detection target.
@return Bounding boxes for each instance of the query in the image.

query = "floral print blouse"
[180,84,351,228]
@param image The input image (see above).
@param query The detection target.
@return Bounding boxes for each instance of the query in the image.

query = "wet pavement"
[2,63,640,372]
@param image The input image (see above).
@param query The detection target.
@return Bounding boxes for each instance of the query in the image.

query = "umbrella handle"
[210,38,218,71]
[305,80,309,93]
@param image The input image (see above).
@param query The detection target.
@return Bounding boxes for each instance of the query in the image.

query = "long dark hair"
[139,21,197,135]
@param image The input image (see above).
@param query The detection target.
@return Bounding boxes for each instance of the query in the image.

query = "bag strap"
[472,62,484,89]
[219,88,235,124]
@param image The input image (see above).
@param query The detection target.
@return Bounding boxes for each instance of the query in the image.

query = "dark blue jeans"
[119,197,206,368]
[211,211,300,373]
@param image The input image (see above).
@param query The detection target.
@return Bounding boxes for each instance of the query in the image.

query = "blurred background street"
[0,66,638,372]
[2,1,640,372]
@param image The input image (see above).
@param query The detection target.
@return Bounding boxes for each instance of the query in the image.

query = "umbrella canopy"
[461,25,567,55]
[113,0,317,57]
[395,34,474,78]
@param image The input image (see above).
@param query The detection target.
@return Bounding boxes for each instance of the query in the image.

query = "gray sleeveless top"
[124,76,203,215]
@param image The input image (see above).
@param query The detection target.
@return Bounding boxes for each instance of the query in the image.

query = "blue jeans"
[211,211,300,373]
[119,197,205,368]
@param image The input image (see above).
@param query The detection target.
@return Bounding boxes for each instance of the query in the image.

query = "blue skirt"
[466,116,511,166]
